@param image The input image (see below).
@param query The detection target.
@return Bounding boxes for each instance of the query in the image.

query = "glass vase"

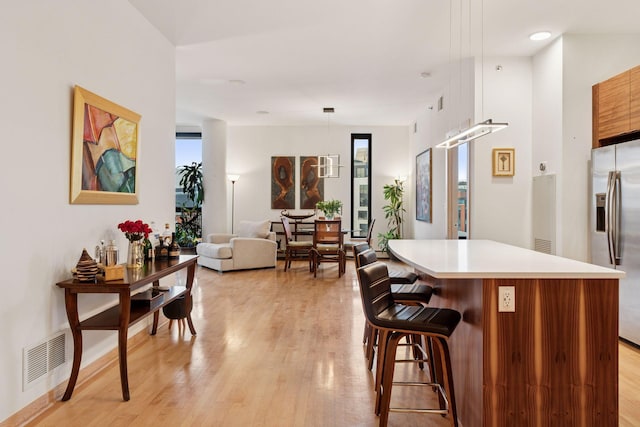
[127,240,144,268]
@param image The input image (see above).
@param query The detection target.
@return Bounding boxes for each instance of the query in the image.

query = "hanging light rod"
[436,119,508,149]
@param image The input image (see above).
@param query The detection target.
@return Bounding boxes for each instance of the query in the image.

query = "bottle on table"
[162,223,172,245]
[155,238,168,260]
[168,232,181,259]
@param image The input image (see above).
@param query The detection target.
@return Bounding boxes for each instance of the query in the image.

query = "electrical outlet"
[498,286,515,312]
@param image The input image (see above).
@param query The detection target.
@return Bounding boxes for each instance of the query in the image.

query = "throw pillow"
[237,220,271,238]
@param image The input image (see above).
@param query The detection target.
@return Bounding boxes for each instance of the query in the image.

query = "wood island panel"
[424,276,619,427]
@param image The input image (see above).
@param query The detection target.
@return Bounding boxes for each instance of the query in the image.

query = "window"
[175,132,202,209]
[351,134,371,238]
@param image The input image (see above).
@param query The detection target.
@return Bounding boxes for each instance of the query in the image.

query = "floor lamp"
[228,174,240,233]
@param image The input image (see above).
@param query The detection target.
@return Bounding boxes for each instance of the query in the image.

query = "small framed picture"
[492,148,515,177]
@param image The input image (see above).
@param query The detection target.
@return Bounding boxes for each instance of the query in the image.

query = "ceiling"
[129,0,640,127]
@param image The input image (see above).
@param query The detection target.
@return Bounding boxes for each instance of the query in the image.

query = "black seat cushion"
[390,282,433,304]
[388,269,418,284]
[376,305,461,337]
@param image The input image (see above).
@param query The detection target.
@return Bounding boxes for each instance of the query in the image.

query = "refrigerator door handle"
[606,171,616,265]
[612,171,621,265]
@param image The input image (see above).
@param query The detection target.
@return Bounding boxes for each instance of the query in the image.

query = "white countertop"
[388,239,625,279]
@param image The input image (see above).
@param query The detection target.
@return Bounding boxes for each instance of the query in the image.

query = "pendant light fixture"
[315,107,343,178]
[436,0,508,149]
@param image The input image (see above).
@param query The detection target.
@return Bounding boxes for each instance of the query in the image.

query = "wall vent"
[532,175,556,255]
[534,238,552,254]
[23,331,67,391]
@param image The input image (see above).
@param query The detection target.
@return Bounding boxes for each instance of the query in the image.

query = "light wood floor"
[24,260,640,426]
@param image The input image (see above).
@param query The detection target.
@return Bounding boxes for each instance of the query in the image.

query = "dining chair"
[281,216,313,271]
[311,219,346,277]
[343,218,376,258]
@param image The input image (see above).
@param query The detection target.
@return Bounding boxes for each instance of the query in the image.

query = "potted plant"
[378,179,405,253]
[176,162,204,250]
[316,199,343,219]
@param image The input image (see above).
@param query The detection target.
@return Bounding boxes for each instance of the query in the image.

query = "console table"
[56,255,198,401]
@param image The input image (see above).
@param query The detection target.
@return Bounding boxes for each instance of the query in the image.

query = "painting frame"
[416,148,432,223]
[492,148,515,177]
[300,156,324,209]
[271,156,295,209]
[70,85,141,204]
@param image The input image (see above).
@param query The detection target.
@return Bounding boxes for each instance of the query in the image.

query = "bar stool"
[356,262,460,427]
[354,244,434,370]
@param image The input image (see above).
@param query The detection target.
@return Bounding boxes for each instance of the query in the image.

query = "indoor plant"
[316,199,343,219]
[377,179,405,253]
[176,162,204,248]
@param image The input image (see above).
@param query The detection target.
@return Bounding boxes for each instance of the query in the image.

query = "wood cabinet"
[630,65,640,132]
[593,65,640,147]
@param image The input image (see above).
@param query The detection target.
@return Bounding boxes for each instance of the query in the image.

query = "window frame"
[350,133,372,238]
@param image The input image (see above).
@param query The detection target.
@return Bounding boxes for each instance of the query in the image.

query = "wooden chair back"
[281,216,293,242]
[313,219,343,247]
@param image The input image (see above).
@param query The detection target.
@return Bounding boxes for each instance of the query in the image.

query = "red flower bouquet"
[117,220,152,242]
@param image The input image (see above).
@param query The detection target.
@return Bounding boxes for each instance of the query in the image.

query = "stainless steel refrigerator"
[591,139,640,346]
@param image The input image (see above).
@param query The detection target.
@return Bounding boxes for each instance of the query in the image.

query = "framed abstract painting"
[271,156,295,209]
[416,148,432,222]
[300,156,324,209]
[70,86,141,204]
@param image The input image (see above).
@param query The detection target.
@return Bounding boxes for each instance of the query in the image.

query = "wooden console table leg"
[151,280,160,335]
[118,290,132,401]
[151,311,160,335]
[62,290,81,401]
[185,262,197,335]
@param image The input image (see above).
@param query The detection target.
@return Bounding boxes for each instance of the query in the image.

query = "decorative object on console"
[416,148,432,222]
[271,157,294,209]
[117,219,152,268]
[492,148,515,177]
[316,199,343,220]
[300,156,324,209]
[75,249,99,282]
[70,85,141,205]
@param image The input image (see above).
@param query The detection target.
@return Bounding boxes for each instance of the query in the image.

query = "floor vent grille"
[23,332,67,390]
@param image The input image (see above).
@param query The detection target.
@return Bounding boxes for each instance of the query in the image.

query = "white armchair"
[196,220,277,272]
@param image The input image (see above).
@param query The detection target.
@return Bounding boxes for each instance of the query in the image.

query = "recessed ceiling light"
[256,110,269,115]
[529,31,551,41]
[228,79,246,85]
[420,71,431,78]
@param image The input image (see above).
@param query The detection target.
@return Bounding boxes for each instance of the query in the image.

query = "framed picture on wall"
[271,156,295,209]
[492,148,515,176]
[416,148,432,222]
[70,85,141,204]
[300,156,324,209]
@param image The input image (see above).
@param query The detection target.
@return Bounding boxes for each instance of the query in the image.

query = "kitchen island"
[389,239,624,427]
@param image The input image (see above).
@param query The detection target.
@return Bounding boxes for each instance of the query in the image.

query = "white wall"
[411,59,475,240]
[471,56,533,248]
[561,34,640,261]
[532,38,563,254]
[411,57,533,248]
[0,1,175,421]
[224,125,411,249]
